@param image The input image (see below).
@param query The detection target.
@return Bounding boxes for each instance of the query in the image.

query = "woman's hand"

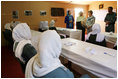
[106,21,110,25]
[87,26,91,29]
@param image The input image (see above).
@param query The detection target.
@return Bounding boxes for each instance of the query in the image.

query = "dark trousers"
[105,24,115,33]
[76,22,85,41]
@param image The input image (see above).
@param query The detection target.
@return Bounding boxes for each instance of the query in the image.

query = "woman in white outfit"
[86,23,106,47]
[25,30,74,78]
[12,23,37,73]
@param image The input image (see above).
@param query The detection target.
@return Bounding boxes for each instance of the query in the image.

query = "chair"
[2,29,14,47]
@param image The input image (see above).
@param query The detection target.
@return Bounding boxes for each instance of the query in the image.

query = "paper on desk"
[64,42,76,46]
[85,47,96,54]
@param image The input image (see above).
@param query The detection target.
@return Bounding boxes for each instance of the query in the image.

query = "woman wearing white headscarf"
[11,21,20,29]
[86,24,106,47]
[39,21,49,32]
[4,23,12,31]
[12,23,37,73]
[25,30,74,78]
[49,20,57,31]
[49,20,55,27]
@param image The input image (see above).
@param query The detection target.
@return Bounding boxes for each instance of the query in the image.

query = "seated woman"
[49,20,57,31]
[49,20,68,39]
[12,23,37,73]
[25,30,74,78]
[4,23,12,31]
[86,24,106,47]
[39,21,49,32]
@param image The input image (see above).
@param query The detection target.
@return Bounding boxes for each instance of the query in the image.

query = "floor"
[1,35,92,78]
[1,46,84,78]
[1,46,24,78]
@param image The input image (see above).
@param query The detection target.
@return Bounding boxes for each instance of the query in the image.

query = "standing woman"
[76,12,86,41]
[65,10,74,29]
[86,10,95,34]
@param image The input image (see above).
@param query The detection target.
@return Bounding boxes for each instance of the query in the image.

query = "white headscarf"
[12,23,31,42]
[40,21,49,30]
[49,20,55,27]
[11,21,20,29]
[25,30,63,78]
[86,24,105,42]
[4,23,12,31]
[12,23,32,63]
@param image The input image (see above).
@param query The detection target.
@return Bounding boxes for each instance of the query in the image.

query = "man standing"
[104,7,116,32]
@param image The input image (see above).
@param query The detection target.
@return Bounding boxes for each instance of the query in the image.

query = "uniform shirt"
[104,12,116,32]
[86,15,95,27]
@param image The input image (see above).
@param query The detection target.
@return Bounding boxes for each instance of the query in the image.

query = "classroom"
[1,1,117,78]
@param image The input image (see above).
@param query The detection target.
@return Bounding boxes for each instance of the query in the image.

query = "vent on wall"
[51,8,64,16]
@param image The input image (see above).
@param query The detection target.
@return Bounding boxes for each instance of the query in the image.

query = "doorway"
[74,8,84,29]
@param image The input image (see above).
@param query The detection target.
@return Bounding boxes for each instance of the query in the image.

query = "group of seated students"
[85,23,117,50]
[12,23,91,78]
[39,20,116,49]
[4,19,116,78]
[3,21,20,47]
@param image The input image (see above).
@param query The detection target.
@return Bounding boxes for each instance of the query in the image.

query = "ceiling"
[55,1,94,5]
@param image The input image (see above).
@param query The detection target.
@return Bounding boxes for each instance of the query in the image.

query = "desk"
[61,38,117,78]
[101,32,117,44]
[101,32,117,48]
[57,27,82,40]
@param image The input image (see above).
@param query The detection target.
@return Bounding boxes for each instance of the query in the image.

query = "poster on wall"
[24,10,32,16]
[12,11,18,19]
[40,11,46,16]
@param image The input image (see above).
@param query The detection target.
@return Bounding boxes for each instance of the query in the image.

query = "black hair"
[67,10,70,14]
[108,6,113,10]
[88,10,93,15]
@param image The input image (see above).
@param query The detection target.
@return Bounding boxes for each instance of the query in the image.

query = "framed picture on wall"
[24,10,32,16]
[40,11,46,16]
[12,11,18,19]
[51,8,64,16]
[99,4,104,9]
